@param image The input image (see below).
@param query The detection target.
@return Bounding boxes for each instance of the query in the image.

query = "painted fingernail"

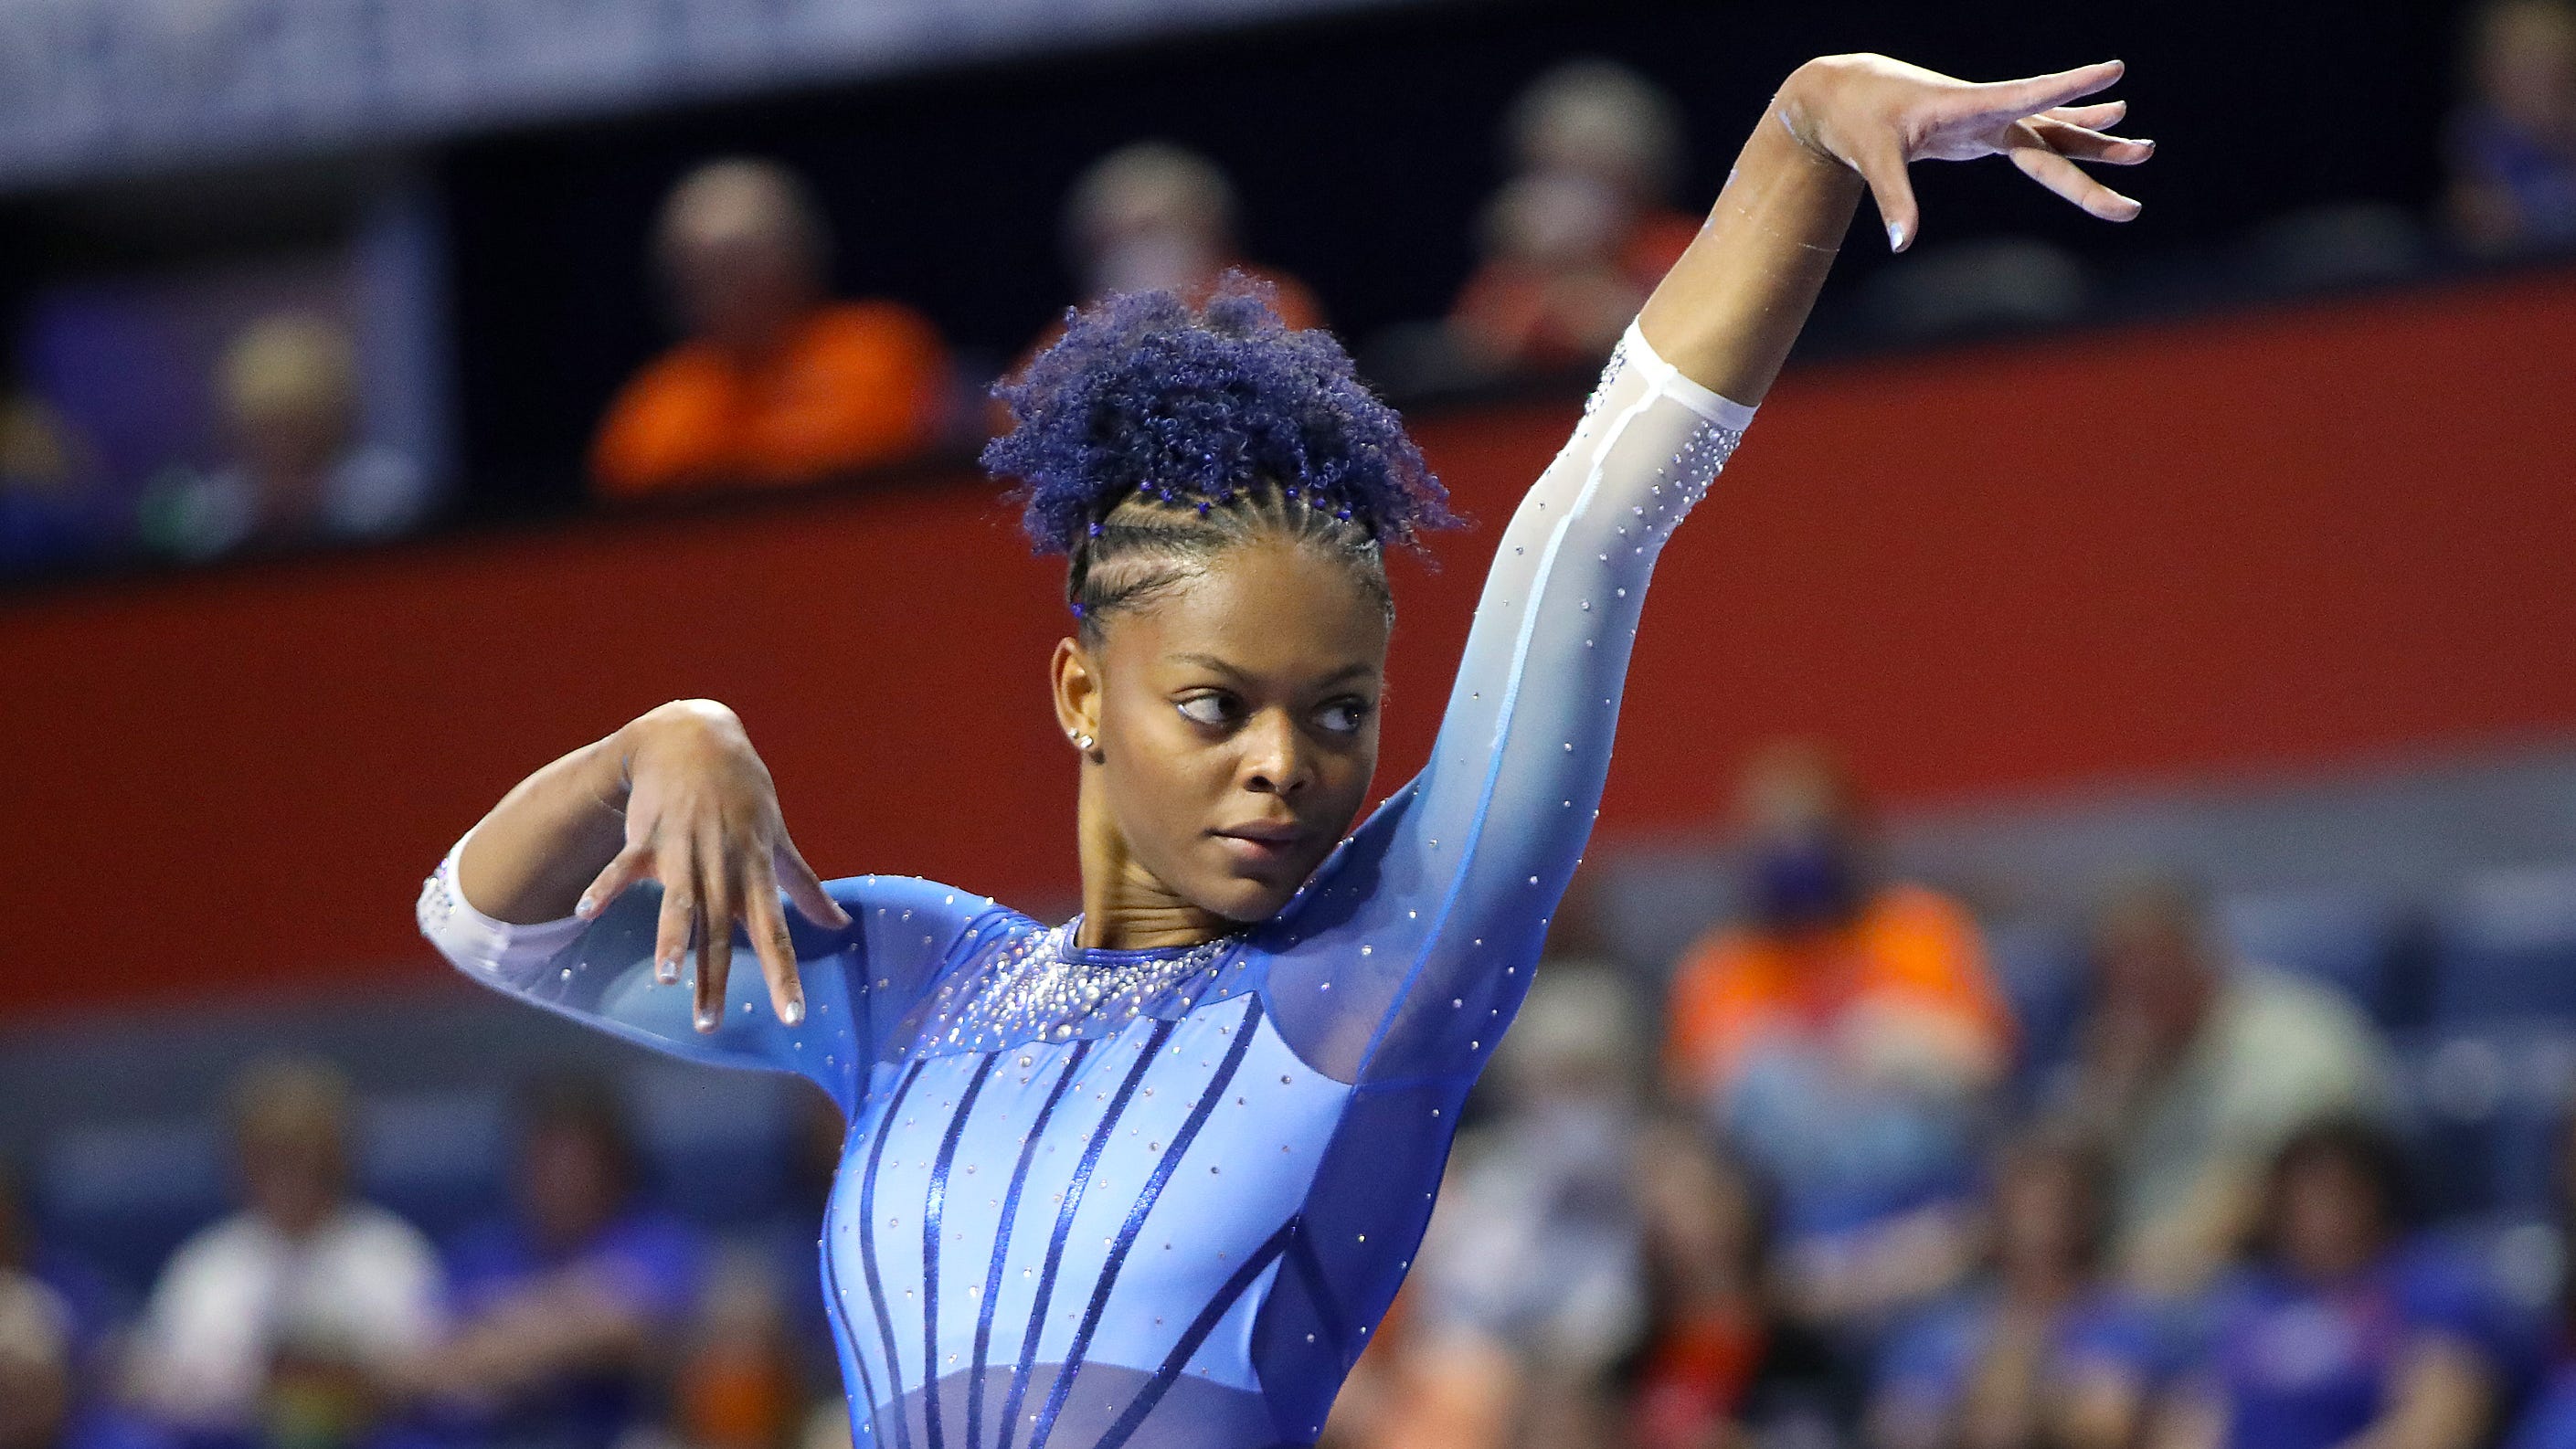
[782,998,805,1026]
[694,1005,719,1032]
[657,956,679,984]
[576,894,596,919]
[1887,221,1907,251]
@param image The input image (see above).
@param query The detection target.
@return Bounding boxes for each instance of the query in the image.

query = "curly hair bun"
[983,273,1458,556]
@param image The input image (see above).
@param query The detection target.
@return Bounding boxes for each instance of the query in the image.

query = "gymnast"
[419,50,2151,1449]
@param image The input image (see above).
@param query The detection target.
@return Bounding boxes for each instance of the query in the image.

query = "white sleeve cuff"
[1621,320,1759,433]
[416,827,588,984]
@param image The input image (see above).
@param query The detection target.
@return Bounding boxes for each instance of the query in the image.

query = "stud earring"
[1072,731,1095,752]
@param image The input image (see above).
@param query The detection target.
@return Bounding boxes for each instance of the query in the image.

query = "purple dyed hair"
[982,274,1458,558]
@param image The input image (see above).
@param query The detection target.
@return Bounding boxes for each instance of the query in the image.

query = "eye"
[1175,693,1236,727]
[1315,698,1373,735]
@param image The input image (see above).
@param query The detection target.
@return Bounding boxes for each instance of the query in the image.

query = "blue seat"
[628,1066,795,1228]
[2217,885,2410,1027]
[2429,863,2576,1028]
[34,1117,228,1295]
[361,1088,509,1243]
[2401,1029,2576,1222]
[1984,917,2087,1095]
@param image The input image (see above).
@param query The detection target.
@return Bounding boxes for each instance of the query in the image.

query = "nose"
[1240,708,1312,799]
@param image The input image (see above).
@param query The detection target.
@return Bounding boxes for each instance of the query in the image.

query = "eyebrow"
[1170,652,1378,686]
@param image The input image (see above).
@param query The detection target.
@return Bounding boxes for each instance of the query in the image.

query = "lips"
[1211,820,1307,869]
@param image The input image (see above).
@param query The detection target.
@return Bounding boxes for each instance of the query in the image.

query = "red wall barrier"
[6,271,2573,1021]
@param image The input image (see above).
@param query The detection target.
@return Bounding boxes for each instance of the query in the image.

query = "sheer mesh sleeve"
[417,830,993,1112]
[1260,320,1754,1084]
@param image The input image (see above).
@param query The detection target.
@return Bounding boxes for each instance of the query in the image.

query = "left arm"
[1262,55,2149,1085]
[2338,1338,2495,1449]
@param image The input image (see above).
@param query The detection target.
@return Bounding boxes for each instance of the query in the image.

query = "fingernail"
[694,1006,718,1032]
[576,894,596,919]
[657,956,679,984]
[1887,221,1907,251]
[782,998,805,1026]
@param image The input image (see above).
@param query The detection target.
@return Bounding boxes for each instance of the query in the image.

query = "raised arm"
[1263,54,2151,1084]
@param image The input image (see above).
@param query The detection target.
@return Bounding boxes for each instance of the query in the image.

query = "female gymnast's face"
[1071,536,1389,924]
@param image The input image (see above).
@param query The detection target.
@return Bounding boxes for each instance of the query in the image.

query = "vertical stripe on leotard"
[1092,1218,1299,1449]
[857,1058,929,1449]
[821,1211,887,1446]
[969,1042,1093,1449]
[920,1052,998,1449]
[997,1021,1174,1449]
[1026,997,1265,1449]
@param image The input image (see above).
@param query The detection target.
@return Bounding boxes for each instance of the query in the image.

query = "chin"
[1187,862,1310,925]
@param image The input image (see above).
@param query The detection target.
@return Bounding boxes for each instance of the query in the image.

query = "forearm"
[452,731,631,925]
[1638,63,1862,406]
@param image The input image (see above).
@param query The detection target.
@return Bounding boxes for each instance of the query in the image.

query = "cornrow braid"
[1065,478,1393,645]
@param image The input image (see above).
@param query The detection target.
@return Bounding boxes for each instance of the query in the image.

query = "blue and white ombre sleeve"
[418,835,995,1113]
[1256,319,1754,1085]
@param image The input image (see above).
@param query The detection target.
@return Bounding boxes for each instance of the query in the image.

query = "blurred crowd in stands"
[5,0,2576,580]
[9,733,2576,1449]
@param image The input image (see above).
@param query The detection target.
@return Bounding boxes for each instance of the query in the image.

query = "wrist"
[1771,59,1857,170]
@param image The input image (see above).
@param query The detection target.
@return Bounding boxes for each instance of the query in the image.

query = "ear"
[1049,637,1102,757]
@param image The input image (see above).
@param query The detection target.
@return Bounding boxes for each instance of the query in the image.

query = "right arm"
[449,699,846,1031]
[420,701,994,1095]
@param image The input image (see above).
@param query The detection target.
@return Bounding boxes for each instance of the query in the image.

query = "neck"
[1074,767,1235,950]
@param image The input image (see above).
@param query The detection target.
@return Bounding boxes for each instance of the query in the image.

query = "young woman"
[419,51,2150,1449]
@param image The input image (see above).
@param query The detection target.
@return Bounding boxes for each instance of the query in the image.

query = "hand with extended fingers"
[1776,54,2154,252]
[573,699,851,1033]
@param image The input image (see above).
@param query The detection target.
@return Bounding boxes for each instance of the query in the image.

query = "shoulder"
[1871,883,1984,947]
[615,341,729,402]
[331,1203,439,1264]
[808,301,945,356]
[826,873,1018,974]
[826,873,1003,925]
[157,1213,269,1285]
[2389,1238,2500,1332]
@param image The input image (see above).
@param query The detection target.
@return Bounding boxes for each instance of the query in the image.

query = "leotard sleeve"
[1260,319,1754,1084]
[417,830,996,1112]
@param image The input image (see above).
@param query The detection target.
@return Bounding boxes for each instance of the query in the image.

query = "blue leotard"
[419,322,1752,1449]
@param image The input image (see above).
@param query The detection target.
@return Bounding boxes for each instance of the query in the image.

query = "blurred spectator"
[1866,1128,2156,1449]
[1405,965,1651,1449]
[1446,170,1654,376]
[1627,1123,1847,1449]
[0,1268,74,1449]
[1061,142,1323,328]
[133,315,429,562]
[122,1057,443,1448]
[1664,741,2011,1332]
[0,389,106,574]
[0,1159,124,1387]
[750,1086,845,1397]
[590,159,954,498]
[2498,1102,2576,1449]
[2058,875,2397,1297]
[2151,1119,2505,1449]
[1505,59,1701,286]
[415,1074,705,1449]
[2445,0,2576,257]
[1447,60,1700,376]
[648,1253,807,1449]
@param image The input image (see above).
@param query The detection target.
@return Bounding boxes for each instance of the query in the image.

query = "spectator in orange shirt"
[590,159,955,498]
[1664,741,2012,1335]
[1448,60,1708,376]
[1063,142,1323,330]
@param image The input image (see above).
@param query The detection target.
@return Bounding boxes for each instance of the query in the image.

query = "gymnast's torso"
[419,322,1753,1449]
